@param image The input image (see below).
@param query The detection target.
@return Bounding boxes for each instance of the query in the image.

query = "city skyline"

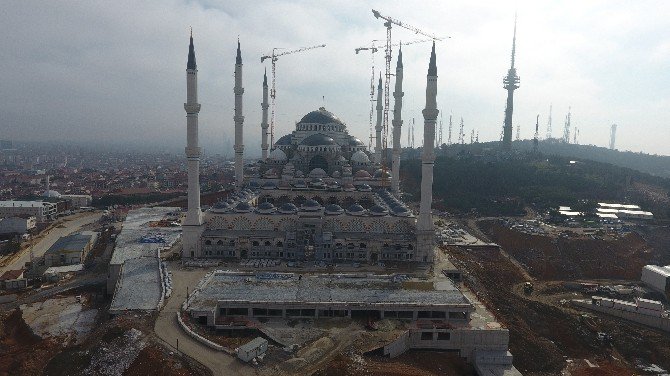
[1,0,669,156]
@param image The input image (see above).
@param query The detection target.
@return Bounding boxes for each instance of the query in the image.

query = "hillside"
[399,152,670,218]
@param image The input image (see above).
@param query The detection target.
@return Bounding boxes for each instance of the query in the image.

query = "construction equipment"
[355,38,433,151]
[371,9,445,166]
[523,281,534,294]
[261,44,326,148]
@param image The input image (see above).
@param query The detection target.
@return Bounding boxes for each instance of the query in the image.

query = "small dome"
[369,204,388,216]
[301,133,336,146]
[343,183,356,191]
[348,136,365,146]
[351,151,370,164]
[211,201,229,212]
[298,107,345,125]
[346,204,366,215]
[332,170,341,178]
[354,170,372,179]
[301,199,322,211]
[374,169,391,179]
[278,203,298,214]
[269,149,287,161]
[274,134,292,146]
[392,205,411,217]
[43,190,61,198]
[325,204,344,215]
[264,168,278,178]
[235,202,252,213]
[356,184,372,192]
[309,168,327,178]
[293,180,308,188]
[257,202,276,214]
[226,198,236,205]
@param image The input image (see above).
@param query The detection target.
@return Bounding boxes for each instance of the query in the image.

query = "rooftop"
[109,257,162,312]
[110,207,181,266]
[189,272,472,311]
[45,232,96,255]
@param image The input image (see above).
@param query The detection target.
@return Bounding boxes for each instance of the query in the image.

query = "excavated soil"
[314,351,476,376]
[478,220,651,280]
[0,309,62,376]
[447,224,670,375]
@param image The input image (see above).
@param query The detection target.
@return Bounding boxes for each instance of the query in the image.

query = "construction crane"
[355,38,433,151]
[371,9,445,166]
[261,44,326,148]
[447,112,453,145]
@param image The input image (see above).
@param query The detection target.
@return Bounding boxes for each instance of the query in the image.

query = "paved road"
[154,263,254,376]
[0,212,102,275]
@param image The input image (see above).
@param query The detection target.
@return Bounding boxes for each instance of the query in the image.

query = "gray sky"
[1,0,669,156]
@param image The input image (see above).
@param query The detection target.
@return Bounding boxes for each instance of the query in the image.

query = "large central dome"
[298,107,344,126]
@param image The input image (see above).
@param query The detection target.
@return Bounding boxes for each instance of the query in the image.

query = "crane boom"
[372,9,445,41]
[261,44,326,148]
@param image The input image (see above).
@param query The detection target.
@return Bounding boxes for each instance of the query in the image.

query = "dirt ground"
[478,219,651,280]
[314,351,476,376]
[446,221,670,375]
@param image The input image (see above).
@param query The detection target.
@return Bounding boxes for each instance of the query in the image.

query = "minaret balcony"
[184,103,201,113]
[185,147,201,158]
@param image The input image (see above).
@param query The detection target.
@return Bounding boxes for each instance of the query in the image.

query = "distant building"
[0,216,36,235]
[641,265,670,296]
[61,194,93,208]
[0,200,56,222]
[43,231,98,267]
[0,269,26,290]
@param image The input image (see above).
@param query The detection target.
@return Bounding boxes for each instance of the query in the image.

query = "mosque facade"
[181,35,438,264]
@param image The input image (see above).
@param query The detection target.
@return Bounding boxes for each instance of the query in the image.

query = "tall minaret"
[183,31,203,258]
[417,42,438,263]
[391,45,404,194]
[260,69,269,160]
[374,74,383,164]
[233,40,245,189]
[502,15,520,150]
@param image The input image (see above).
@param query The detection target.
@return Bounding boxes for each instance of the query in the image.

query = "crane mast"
[261,44,326,149]
[371,9,444,169]
[355,38,433,152]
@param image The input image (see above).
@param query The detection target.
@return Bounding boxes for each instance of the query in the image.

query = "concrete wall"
[573,300,670,333]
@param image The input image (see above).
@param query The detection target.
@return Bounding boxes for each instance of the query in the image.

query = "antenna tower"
[458,117,465,145]
[609,124,617,150]
[447,113,453,145]
[546,104,552,139]
[563,107,571,143]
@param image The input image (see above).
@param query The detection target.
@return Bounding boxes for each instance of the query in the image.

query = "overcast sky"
[1,0,669,157]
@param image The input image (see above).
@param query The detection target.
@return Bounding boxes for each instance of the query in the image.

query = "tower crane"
[354,38,433,151]
[261,44,326,148]
[371,9,445,166]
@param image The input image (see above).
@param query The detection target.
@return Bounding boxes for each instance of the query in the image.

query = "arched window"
[252,241,259,246]
[216,240,223,245]
[276,241,283,247]
[205,240,212,245]
[408,244,414,250]
[359,243,366,248]
[264,241,272,247]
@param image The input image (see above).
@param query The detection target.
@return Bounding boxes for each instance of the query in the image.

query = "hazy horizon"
[1,1,669,156]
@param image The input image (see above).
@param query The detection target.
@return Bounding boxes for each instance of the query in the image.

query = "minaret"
[374,74,383,163]
[260,69,269,160]
[234,40,245,188]
[502,15,520,150]
[183,31,203,258]
[417,42,438,263]
[391,45,404,194]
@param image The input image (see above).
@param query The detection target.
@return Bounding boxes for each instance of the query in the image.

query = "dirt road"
[0,212,102,275]
[153,262,254,376]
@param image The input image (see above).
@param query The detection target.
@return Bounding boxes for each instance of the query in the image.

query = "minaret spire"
[502,15,520,150]
[234,39,245,188]
[183,31,203,258]
[260,68,269,160]
[391,42,404,194]
[417,42,439,263]
[374,72,383,164]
